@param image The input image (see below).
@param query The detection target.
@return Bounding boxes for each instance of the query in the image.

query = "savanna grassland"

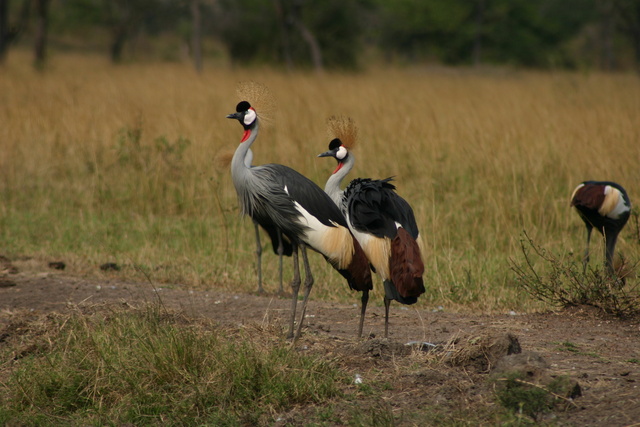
[2,52,640,426]
[2,51,639,313]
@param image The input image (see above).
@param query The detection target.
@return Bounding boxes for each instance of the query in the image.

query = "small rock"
[100,263,120,271]
[48,261,66,270]
[0,278,17,288]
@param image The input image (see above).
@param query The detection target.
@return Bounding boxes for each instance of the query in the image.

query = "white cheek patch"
[336,146,348,160]
[244,108,257,126]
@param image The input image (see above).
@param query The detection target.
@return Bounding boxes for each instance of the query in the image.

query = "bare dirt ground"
[1,257,640,425]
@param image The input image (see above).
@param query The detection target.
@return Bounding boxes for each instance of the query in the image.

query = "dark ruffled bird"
[570,181,631,275]
[319,117,425,337]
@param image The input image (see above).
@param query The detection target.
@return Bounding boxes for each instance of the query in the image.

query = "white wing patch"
[293,201,353,267]
[347,213,391,280]
[601,186,630,219]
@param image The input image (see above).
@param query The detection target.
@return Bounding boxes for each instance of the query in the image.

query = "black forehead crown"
[328,138,342,150]
[236,101,251,112]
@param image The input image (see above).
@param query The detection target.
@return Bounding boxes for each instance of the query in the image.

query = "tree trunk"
[599,0,616,71]
[191,0,203,73]
[273,0,293,70]
[293,20,322,73]
[290,0,322,73]
[33,0,49,70]
[473,0,484,66]
[0,0,9,64]
[110,25,128,63]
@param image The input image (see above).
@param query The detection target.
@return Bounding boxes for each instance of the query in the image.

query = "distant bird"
[570,181,631,275]
[318,117,425,338]
[227,100,372,340]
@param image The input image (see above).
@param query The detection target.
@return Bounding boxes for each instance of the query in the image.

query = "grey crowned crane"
[226,101,372,340]
[318,117,425,338]
[570,181,631,275]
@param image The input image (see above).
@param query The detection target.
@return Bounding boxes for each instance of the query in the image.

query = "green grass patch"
[0,306,343,425]
[494,372,578,422]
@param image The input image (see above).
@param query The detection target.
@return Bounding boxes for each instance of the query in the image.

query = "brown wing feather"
[571,184,606,210]
[390,228,425,298]
[348,236,374,292]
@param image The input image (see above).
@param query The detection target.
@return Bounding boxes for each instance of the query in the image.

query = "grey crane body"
[319,138,425,337]
[227,102,372,339]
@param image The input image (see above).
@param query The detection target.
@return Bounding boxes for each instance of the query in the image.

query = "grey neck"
[231,120,261,218]
[324,152,355,209]
[231,120,259,181]
[244,148,254,167]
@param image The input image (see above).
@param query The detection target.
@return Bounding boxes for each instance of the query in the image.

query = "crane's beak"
[317,150,335,158]
[226,112,242,120]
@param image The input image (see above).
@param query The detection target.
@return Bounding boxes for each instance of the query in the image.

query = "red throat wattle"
[241,129,251,142]
[333,162,344,174]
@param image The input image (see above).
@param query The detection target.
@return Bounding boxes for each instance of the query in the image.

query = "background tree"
[0,0,29,65]
[217,0,364,71]
[33,0,49,69]
[3,0,640,72]
[614,0,640,71]
[190,0,202,72]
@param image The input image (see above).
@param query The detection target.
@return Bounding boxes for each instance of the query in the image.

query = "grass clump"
[494,372,578,422]
[0,305,343,425]
[511,231,640,318]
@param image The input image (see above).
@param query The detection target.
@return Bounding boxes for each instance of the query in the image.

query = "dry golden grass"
[1,50,639,313]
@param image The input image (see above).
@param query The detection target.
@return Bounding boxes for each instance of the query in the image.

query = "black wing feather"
[267,164,348,228]
[345,177,420,239]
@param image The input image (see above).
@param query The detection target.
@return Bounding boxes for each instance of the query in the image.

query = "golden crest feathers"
[327,115,358,149]
[236,81,277,126]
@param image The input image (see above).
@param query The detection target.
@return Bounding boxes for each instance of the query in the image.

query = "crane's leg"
[254,221,264,294]
[604,229,619,277]
[287,243,301,340]
[383,296,391,338]
[582,225,593,274]
[294,244,314,340]
[277,230,285,294]
[357,290,369,338]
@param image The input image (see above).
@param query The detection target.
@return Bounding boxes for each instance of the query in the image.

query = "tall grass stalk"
[1,50,639,312]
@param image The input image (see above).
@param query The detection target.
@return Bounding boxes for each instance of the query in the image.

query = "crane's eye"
[244,108,257,126]
[336,145,348,160]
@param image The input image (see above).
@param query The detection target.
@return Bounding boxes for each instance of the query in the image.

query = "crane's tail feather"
[383,280,418,305]
[389,227,425,301]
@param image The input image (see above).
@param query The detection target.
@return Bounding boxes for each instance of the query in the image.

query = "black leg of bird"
[294,244,315,340]
[582,225,593,274]
[358,290,369,338]
[604,229,620,276]
[253,221,263,294]
[277,230,285,294]
[383,296,391,338]
[287,243,301,340]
